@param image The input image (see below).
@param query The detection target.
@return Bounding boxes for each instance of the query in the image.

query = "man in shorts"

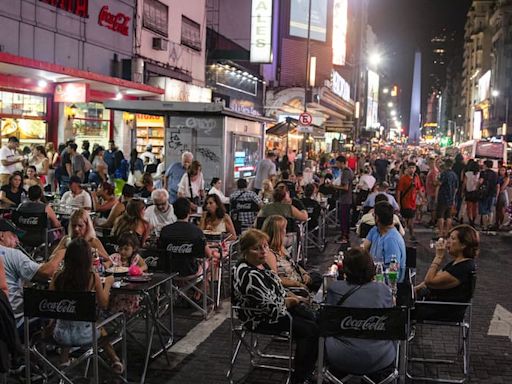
[396,162,422,241]
[435,159,459,238]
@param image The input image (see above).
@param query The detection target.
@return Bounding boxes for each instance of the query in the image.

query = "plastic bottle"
[375,262,385,283]
[388,255,399,288]
[329,260,339,279]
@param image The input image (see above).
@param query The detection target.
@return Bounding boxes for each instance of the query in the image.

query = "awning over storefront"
[0,52,164,99]
[266,118,324,138]
[104,100,275,123]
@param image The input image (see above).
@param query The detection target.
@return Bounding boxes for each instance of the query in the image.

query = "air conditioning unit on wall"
[152,37,168,51]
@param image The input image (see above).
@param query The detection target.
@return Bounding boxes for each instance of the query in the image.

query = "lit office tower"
[409,50,422,143]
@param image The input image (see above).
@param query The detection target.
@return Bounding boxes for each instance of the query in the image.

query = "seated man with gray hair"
[144,189,177,234]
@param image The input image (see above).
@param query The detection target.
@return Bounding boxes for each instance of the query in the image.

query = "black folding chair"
[24,288,126,384]
[12,211,63,261]
[407,272,476,383]
[317,305,408,384]
[159,238,214,319]
[227,264,293,384]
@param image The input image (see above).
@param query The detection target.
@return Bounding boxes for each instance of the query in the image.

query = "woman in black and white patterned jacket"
[233,229,318,384]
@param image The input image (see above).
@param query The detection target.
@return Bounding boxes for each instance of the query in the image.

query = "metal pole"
[301,0,312,173]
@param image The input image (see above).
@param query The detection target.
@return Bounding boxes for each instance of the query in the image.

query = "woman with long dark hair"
[199,194,237,239]
[112,199,151,245]
[51,238,123,373]
[0,171,26,206]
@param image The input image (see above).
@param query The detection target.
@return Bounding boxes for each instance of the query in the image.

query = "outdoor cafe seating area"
[0,185,476,384]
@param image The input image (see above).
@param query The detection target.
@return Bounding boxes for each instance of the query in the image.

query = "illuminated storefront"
[0,91,48,147]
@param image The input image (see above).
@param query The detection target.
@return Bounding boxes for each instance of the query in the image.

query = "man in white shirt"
[140,144,156,165]
[0,137,23,186]
[61,176,92,209]
[144,189,176,234]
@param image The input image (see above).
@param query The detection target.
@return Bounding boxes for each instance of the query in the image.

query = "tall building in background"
[461,0,494,141]
[409,50,422,144]
[489,0,512,138]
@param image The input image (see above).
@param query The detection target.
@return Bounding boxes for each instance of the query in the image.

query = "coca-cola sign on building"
[98,5,130,36]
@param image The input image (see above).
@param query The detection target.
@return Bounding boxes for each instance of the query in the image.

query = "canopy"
[266,118,324,138]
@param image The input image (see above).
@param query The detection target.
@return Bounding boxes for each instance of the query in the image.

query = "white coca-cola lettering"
[237,203,252,210]
[167,243,193,254]
[339,315,388,331]
[39,299,77,314]
[98,5,130,36]
[19,217,39,225]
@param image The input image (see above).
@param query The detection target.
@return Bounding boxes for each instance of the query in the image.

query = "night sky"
[368,0,472,131]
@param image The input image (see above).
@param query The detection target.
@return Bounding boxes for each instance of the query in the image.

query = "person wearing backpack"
[478,160,499,231]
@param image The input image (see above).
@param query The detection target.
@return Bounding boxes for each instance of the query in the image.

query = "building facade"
[0,0,163,151]
[461,0,494,141]
[489,0,512,138]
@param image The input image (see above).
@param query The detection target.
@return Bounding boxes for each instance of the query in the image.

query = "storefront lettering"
[98,6,130,36]
[39,0,89,18]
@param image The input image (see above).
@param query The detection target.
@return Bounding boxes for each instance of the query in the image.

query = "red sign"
[54,83,89,103]
[98,6,130,36]
[299,112,313,126]
[39,0,89,18]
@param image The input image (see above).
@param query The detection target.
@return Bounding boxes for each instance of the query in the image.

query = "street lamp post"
[301,0,312,172]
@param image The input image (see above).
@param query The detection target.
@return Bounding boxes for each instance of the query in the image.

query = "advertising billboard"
[250,0,273,63]
[478,70,491,102]
[332,0,348,65]
[366,70,380,129]
[289,0,328,42]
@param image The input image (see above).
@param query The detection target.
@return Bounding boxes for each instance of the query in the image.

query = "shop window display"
[0,91,47,147]
[69,103,110,149]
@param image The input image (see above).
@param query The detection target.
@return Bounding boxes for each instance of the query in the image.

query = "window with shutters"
[143,0,168,37]
[181,16,201,51]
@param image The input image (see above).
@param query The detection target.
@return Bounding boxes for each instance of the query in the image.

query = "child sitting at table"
[109,232,147,315]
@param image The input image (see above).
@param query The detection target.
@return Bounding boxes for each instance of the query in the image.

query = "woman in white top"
[177,160,205,209]
[462,160,480,227]
[200,194,237,240]
[208,177,229,204]
[31,145,49,185]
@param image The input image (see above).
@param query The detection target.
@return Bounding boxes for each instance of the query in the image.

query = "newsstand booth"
[104,101,270,195]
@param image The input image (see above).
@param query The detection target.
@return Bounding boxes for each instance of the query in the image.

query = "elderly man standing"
[164,151,193,203]
[144,189,177,234]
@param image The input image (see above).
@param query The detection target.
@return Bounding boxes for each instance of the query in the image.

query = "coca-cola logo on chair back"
[24,288,97,322]
[318,305,407,340]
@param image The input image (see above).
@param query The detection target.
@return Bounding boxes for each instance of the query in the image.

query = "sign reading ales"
[39,0,89,18]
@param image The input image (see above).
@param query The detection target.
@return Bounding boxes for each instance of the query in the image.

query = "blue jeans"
[479,196,494,216]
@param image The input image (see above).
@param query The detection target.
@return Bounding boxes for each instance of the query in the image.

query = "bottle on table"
[387,255,399,292]
[375,262,385,283]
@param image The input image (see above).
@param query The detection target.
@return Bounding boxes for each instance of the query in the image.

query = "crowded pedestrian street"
[2,0,512,383]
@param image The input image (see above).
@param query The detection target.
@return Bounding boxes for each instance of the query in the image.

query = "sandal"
[59,358,76,369]
[111,360,124,374]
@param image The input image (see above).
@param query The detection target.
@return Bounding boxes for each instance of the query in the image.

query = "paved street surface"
[9,224,512,383]
[137,223,512,383]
